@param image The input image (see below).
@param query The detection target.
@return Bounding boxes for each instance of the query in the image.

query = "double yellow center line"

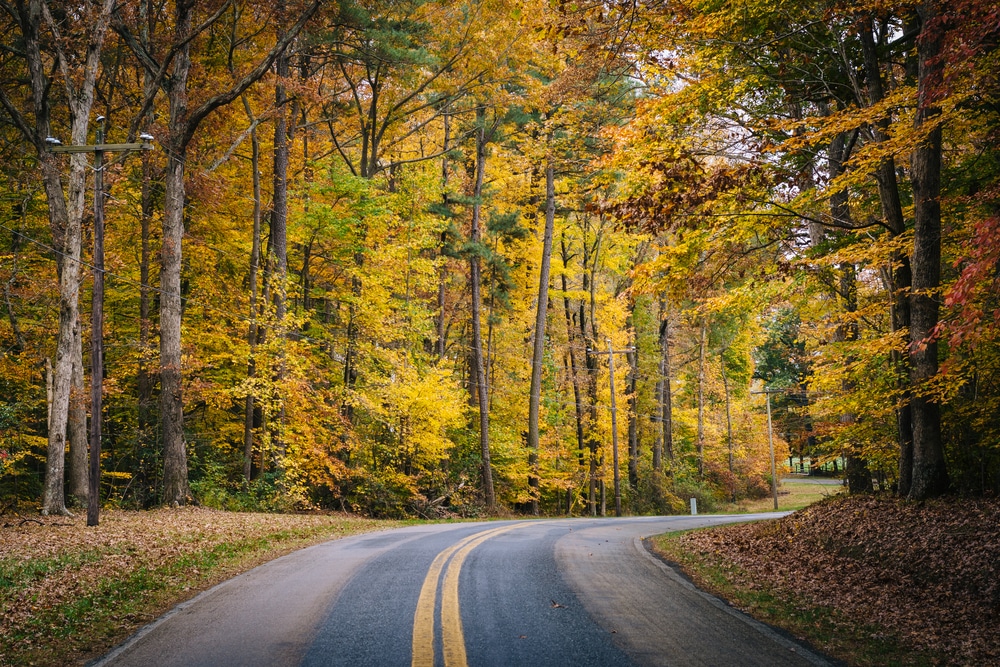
[412,523,529,667]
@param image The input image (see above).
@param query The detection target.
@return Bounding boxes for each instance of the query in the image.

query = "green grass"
[719,478,845,514]
[17,536,286,650]
[0,551,104,589]
[2,517,400,667]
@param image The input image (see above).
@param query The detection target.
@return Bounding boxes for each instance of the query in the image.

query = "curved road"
[95,515,831,667]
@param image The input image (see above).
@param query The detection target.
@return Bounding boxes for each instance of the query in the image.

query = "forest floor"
[3,491,994,667]
[0,508,401,667]
[651,494,1000,666]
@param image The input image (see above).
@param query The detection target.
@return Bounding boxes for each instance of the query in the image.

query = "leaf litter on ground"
[0,507,394,666]
[656,495,999,666]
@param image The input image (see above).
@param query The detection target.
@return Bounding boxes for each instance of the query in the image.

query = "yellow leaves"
[776,87,917,155]
[798,229,911,269]
[354,354,466,472]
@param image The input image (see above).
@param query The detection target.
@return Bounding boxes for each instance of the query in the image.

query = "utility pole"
[752,387,781,511]
[590,339,634,517]
[49,123,154,526]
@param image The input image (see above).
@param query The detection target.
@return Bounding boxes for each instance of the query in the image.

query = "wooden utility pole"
[591,339,634,517]
[50,126,153,526]
[752,387,781,511]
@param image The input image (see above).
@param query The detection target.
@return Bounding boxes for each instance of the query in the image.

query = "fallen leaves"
[0,507,392,666]
[672,495,1000,666]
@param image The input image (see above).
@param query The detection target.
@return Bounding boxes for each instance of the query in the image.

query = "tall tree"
[270,0,292,457]
[858,12,916,496]
[656,302,674,467]
[3,0,116,514]
[526,161,555,515]
[469,107,495,509]
[115,0,321,504]
[242,95,263,483]
[907,0,949,499]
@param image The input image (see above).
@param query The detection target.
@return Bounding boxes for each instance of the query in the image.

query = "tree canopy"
[1,0,997,517]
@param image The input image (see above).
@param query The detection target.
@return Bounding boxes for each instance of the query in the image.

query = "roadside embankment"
[651,495,1000,666]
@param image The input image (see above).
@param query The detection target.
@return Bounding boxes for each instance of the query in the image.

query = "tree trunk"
[657,301,674,466]
[136,3,158,483]
[580,230,600,515]
[343,261,362,422]
[67,320,88,506]
[860,17,915,496]
[560,236,586,473]
[626,345,639,489]
[244,96,262,484]
[527,162,555,515]
[696,320,706,478]
[161,151,189,505]
[300,238,313,313]
[40,174,77,515]
[160,1,194,506]
[908,1,949,499]
[137,119,156,476]
[270,13,290,458]
[722,349,733,483]
[436,113,451,360]
[469,111,494,510]
[19,0,111,515]
[840,265,873,494]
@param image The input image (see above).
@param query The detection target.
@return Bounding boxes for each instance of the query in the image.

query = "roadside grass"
[0,509,401,667]
[720,478,845,514]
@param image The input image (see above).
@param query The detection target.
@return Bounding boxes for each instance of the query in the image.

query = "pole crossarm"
[49,142,154,153]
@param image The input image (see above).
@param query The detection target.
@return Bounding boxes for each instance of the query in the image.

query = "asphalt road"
[94,515,832,667]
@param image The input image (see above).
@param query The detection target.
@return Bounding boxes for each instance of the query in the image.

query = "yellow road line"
[412,539,467,667]
[441,524,525,667]
[411,523,529,667]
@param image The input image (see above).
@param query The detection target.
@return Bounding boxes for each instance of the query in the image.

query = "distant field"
[720,477,845,514]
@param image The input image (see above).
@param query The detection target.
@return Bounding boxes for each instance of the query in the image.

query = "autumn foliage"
[0,0,998,516]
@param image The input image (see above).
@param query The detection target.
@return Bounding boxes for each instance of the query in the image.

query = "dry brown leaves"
[0,507,389,666]
[678,495,1000,665]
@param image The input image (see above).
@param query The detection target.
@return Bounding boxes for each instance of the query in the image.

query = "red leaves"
[939,212,1000,349]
